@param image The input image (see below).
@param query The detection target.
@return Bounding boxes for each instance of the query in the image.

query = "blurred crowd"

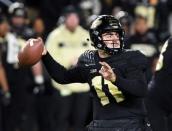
[0,0,172,131]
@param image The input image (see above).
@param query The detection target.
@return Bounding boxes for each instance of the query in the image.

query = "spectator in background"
[0,15,10,103]
[78,0,101,29]
[114,11,133,44]
[127,15,159,82]
[8,2,35,40]
[117,0,140,16]
[0,12,36,131]
[32,16,58,131]
[39,0,81,37]
[134,0,170,43]
[8,2,46,98]
[46,5,92,131]
[0,2,45,131]
[0,14,11,131]
[100,0,121,14]
[33,17,45,40]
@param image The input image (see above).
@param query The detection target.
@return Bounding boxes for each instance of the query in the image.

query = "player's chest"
[86,57,128,79]
[85,58,129,106]
[86,66,125,106]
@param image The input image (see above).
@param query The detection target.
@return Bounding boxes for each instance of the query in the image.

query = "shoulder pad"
[77,50,96,66]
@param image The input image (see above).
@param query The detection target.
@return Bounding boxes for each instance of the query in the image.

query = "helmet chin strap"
[101,40,121,55]
[105,47,121,55]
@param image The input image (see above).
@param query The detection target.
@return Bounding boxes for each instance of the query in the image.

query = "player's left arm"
[99,54,148,97]
[114,67,147,97]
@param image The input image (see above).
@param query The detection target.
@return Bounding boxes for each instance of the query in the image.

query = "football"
[18,38,44,67]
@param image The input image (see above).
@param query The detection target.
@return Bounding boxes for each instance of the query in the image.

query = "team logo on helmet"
[91,18,102,29]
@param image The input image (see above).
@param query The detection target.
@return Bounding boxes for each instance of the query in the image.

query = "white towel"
[6,33,20,64]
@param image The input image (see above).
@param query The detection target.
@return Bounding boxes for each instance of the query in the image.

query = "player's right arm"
[42,51,87,84]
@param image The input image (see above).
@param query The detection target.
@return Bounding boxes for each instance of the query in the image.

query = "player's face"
[102,32,120,48]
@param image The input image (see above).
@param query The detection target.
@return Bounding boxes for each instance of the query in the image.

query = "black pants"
[87,119,152,131]
[146,99,172,131]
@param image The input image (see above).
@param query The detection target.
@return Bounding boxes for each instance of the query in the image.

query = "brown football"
[18,38,44,67]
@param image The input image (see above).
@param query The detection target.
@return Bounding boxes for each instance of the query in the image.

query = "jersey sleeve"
[42,52,87,84]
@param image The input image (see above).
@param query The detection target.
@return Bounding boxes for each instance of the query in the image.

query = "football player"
[40,15,151,131]
[146,37,172,131]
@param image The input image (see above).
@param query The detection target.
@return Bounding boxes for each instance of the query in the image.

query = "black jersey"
[42,49,148,120]
[148,37,172,110]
